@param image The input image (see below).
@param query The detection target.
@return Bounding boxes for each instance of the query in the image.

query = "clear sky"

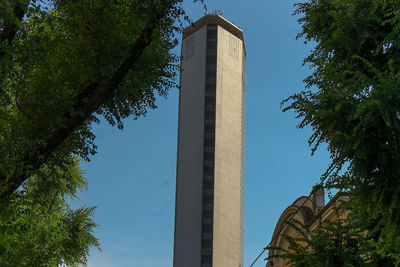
[73,1,332,266]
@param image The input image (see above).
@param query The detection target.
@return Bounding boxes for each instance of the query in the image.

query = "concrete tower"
[173,15,246,267]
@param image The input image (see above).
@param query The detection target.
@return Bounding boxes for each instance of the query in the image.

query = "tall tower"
[173,15,245,267]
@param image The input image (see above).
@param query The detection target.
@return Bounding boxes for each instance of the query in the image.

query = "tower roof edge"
[183,15,244,43]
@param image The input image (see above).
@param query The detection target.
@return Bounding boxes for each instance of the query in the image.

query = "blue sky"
[73,1,333,266]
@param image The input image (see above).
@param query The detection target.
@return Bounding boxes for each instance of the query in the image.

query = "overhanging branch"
[1,3,172,200]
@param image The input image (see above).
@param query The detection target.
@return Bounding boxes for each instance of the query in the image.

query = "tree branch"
[1,4,171,200]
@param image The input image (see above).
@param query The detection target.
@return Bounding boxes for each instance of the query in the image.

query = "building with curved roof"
[266,188,349,267]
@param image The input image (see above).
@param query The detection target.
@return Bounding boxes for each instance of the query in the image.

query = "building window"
[229,34,239,60]
[201,24,217,267]
[185,34,195,59]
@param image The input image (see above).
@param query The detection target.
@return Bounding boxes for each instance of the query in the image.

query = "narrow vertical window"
[229,34,239,60]
[185,34,195,59]
[201,24,217,267]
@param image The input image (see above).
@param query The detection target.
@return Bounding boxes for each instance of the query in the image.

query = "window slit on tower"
[201,24,217,267]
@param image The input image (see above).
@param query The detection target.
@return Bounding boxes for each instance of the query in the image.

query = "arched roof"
[265,192,350,266]
[266,196,315,267]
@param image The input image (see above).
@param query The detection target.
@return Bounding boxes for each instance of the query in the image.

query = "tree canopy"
[0,0,202,201]
[0,0,205,264]
[0,157,100,266]
[282,0,400,263]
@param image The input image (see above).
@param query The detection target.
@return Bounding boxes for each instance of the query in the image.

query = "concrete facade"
[174,15,245,267]
[174,24,207,267]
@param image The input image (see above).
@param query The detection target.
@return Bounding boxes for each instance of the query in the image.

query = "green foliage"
[0,0,206,263]
[267,217,391,267]
[0,0,204,199]
[1,0,177,163]
[0,157,100,266]
[283,0,400,262]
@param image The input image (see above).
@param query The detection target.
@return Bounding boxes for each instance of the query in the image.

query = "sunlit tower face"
[173,15,246,267]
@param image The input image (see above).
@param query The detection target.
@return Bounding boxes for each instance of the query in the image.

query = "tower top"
[183,15,244,42]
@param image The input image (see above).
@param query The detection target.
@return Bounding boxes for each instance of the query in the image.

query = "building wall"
[267,197,314,267]
[213,25,245,267]
[266,193,349,267]
[174,25,207,267]
[174,16,245,267]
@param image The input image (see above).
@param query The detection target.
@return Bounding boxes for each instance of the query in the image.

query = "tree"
[0,0,204,201]
[283,0,400,263]
[0,0,205,264]
[0,157,100,266]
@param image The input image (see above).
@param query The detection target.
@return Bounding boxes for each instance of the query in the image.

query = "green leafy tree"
[0,0,204,201]
[0,0,205,264]
[283,0,400,262]
[0,157,100,266]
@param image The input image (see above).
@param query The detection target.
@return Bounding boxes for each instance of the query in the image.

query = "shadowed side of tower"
[174,15,245,267]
